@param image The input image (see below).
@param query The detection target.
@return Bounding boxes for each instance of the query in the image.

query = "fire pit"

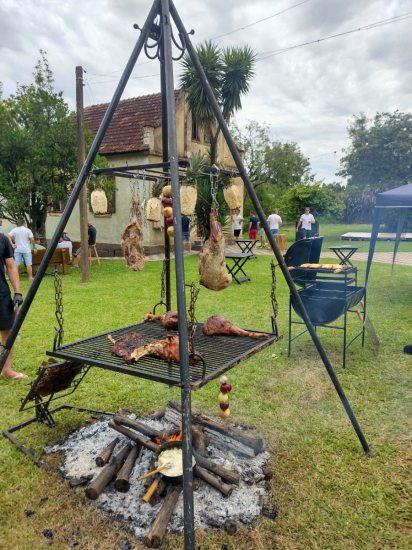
[45,401,274,546]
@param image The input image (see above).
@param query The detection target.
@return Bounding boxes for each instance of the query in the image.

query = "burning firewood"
[145,485,182,548]
[114,444,140,492]
[85,443,132,500]
[95,437,119,467]
[203,315,269,339]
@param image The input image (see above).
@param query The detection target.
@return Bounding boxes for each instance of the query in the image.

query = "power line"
[85,73,159,85]
[256,12,412,61]
[86,0,311,78]
[211,0,311,40]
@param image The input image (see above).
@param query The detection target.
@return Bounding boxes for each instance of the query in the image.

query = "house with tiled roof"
[46,90,241,255]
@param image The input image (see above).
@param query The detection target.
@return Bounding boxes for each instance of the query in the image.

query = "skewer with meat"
[108,332,201,365]
[144,310,179,331]
[199,212,232,291]
[202,315,269,339]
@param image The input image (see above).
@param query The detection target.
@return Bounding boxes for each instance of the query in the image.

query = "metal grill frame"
[46,322,280,390]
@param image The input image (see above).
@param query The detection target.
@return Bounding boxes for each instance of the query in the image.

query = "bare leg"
[1,329,27,379]
[26,265,33,280]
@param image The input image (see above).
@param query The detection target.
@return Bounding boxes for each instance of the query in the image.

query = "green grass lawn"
[1,227,411,549]
[266,222,412,253]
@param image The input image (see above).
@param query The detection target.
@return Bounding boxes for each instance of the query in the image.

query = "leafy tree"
[180,41,255,164]
[338,111,412,191]
[0,52,78,236]
[232,120,315,218]
[279,183,345,223]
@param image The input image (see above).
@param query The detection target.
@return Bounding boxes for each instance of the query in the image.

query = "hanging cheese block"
[180,185,198,215]
[146,197,162,222]
[223,184,242,210]
[91,187,108,214]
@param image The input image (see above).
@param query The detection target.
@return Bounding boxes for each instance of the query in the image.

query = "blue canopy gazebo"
[365,182,412,285]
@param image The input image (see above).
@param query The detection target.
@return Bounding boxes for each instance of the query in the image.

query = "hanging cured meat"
[199,212,232,291]
[121,200,145,271]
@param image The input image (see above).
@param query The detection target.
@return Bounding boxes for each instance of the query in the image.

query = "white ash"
[44,410,271,539]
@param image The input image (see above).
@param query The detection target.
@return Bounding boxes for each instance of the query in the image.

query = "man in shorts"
[297,207,315,239]
[8,218,37,280]
[267,208,282,235]
[0,233,26,380]
[232,208,243,239]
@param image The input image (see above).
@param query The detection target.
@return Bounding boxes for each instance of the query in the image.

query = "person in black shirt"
[0,234,27,380]
[72,223,97,267]
[88,223,97,246]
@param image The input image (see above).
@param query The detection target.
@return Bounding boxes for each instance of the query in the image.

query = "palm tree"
[179,41,255,165]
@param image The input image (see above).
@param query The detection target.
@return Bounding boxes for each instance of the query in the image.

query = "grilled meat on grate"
[108,332,201,365]
[202,315,269,339]
[144,310,179,331]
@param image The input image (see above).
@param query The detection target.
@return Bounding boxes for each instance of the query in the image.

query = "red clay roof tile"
[84,91,181,155]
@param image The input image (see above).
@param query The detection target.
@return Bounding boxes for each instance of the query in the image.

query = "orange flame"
[152,424,182,445]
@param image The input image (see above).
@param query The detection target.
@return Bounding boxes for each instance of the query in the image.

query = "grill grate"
[47,322,279,389]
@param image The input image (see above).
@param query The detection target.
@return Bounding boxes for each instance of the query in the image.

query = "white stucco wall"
[45,153,166,248]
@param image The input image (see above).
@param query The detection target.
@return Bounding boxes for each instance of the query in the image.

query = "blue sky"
[1,0,411,183]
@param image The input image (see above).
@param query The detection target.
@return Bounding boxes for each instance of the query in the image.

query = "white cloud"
[1,0,411,183]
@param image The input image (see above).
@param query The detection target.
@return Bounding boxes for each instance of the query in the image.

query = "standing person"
[0,233,27,380]
[232,208,243,239]
[297,207,315,239]
[72,223,97,267]
[181,215,191,254]
[267,209,282,235]
[8,218,37,281]
[258,221,267,249]
[248,212,259,240]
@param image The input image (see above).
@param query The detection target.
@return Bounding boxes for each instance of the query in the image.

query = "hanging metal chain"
[270,261,279,336]
[210,165,220,216]
[153,260,167,314]
[186,282,199,354]
[53,269,64,351]
[160,259,167,305]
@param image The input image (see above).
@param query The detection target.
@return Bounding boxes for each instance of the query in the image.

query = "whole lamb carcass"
[121,200,145,271]
[202,315,269,339]
[108,332,201,365]
[199,212,232,291]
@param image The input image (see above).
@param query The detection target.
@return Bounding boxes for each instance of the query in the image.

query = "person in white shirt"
[297,207,315,239]
[267,209,282,235]
[232,208,243,239]
[8,218,37,280]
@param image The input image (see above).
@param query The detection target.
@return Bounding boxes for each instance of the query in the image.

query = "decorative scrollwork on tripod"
[186,282,199,355]
[270,261,279,337]
[53,269,64,351]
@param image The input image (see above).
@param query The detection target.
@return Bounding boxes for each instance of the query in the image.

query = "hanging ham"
[199,212,232,291]
[121,200,145,271]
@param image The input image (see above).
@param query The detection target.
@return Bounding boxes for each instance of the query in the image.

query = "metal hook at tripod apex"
[210,164,219,175]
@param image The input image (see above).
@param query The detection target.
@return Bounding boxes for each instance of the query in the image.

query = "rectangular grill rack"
[46,321,279,390]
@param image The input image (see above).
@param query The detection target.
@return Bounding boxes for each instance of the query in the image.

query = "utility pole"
[76,65,90,282]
